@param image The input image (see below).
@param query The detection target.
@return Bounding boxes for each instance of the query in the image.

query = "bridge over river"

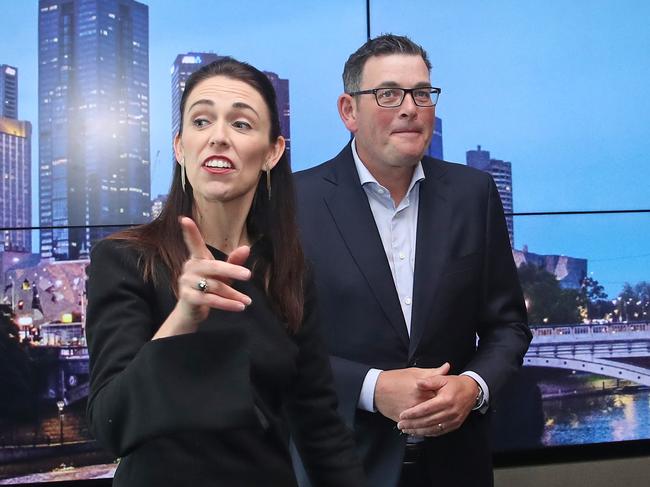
[525,321,650,386]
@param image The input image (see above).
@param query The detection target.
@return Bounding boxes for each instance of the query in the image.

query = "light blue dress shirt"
[350,139,489,414]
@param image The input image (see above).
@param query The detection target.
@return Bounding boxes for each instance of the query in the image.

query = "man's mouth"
[392,127,422,135]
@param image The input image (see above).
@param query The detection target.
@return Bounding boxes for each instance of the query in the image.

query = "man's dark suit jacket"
[294,144,531,487]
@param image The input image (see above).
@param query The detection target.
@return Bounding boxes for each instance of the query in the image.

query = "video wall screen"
[1,227,118,483]
[371,0,650,213]
[493,212,650,452]
[2,211,649,481]
[2,0,367,482]
[1,0,649,483]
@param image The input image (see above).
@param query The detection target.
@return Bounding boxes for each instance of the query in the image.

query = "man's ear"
[338,94,358,133]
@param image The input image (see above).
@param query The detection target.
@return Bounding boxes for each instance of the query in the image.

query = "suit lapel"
[322,147,410,347]
[409,159,451,357]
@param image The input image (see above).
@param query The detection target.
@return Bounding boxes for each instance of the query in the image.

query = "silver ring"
[437,423,444,432]
[197,278,208,293]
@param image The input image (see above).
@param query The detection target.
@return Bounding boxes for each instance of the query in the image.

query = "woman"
[86,58,364,486]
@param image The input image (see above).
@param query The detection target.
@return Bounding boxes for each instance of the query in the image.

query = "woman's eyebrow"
[232,101,259,118]
[186,99,259,119]
[187,99,213,112]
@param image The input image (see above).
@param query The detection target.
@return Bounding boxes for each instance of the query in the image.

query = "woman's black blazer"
[85,239,364,486]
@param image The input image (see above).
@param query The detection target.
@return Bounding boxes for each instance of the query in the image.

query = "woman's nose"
[208,122,229,147]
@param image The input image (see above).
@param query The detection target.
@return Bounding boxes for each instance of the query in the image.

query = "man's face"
[341,54,435,173]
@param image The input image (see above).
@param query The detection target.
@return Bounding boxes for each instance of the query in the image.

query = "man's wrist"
[358,368,382,412]
[472,383,485,411]
[460,371,489,412]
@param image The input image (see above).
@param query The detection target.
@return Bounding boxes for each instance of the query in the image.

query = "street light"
[56,400,65,444]
[9,276,15,309]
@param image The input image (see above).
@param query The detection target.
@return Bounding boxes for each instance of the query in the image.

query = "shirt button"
[399,252,406,260]
[377,188,385,194]
[404,297,412,305]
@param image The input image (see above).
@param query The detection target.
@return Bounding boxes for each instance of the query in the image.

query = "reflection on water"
[542,390,650,446]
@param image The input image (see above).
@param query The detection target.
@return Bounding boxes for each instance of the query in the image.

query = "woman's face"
[174,75,284,206]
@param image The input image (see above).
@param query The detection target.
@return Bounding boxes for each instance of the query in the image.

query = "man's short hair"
[342,34,432,93]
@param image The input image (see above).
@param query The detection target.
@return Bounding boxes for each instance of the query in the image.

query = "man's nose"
[398,93,418,118]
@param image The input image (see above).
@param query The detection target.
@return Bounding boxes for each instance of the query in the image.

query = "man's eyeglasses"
[347,87,441,108]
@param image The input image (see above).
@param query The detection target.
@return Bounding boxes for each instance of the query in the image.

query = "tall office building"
[1,65,18,119]
[171,53,226,141]
[425,116,443,159]
[263,71,291,162]
[38,0,150,260]
[0,117,32,252]
[171,53,291,163]
[466,145,514,246]
[151,194,167,220]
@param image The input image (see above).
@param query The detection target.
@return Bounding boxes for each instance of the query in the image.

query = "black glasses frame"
[347,86,441,107]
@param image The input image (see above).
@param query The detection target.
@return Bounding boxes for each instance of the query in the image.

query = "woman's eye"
[192,118,209,128]
[232,120,252,130]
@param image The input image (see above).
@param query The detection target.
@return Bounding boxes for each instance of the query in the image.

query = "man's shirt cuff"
[460,370,490,413]
[358,368,383,412]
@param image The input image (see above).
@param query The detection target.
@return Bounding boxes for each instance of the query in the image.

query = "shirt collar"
[351,138,425,194]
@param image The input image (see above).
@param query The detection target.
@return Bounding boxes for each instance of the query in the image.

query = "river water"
[542,389,650,446]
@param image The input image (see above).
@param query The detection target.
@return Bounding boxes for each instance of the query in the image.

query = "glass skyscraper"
[425,116,443,160]
[171,52,227,143]
[0,64,18,119]
[38,0,150,260]
[466,145,514,246]
[1,62,31,252]
[0,117,32,252]
[263,70,291,162]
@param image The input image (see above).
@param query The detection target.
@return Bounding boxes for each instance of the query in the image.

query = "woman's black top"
[85,239,364,486]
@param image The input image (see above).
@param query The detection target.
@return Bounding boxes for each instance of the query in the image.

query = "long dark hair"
[111,57,305,332]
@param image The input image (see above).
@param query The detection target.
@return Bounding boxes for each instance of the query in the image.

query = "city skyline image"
[0,0,649,483]
[1,60,31,253]
[1,0,647,295]
[38,0,151,260]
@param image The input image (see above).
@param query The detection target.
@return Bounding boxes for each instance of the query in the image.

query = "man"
[294,35,531,487]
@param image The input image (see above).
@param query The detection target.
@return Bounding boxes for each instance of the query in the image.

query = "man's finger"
[433,362,451,376]
[401,424,455,437]
[398,396,442,421]
[180,217,213,260]
[398,411,450,431]
[415,373,448,392]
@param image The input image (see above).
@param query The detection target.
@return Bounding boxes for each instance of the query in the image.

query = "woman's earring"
[180,157,186,192]
[265,165,271,200]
